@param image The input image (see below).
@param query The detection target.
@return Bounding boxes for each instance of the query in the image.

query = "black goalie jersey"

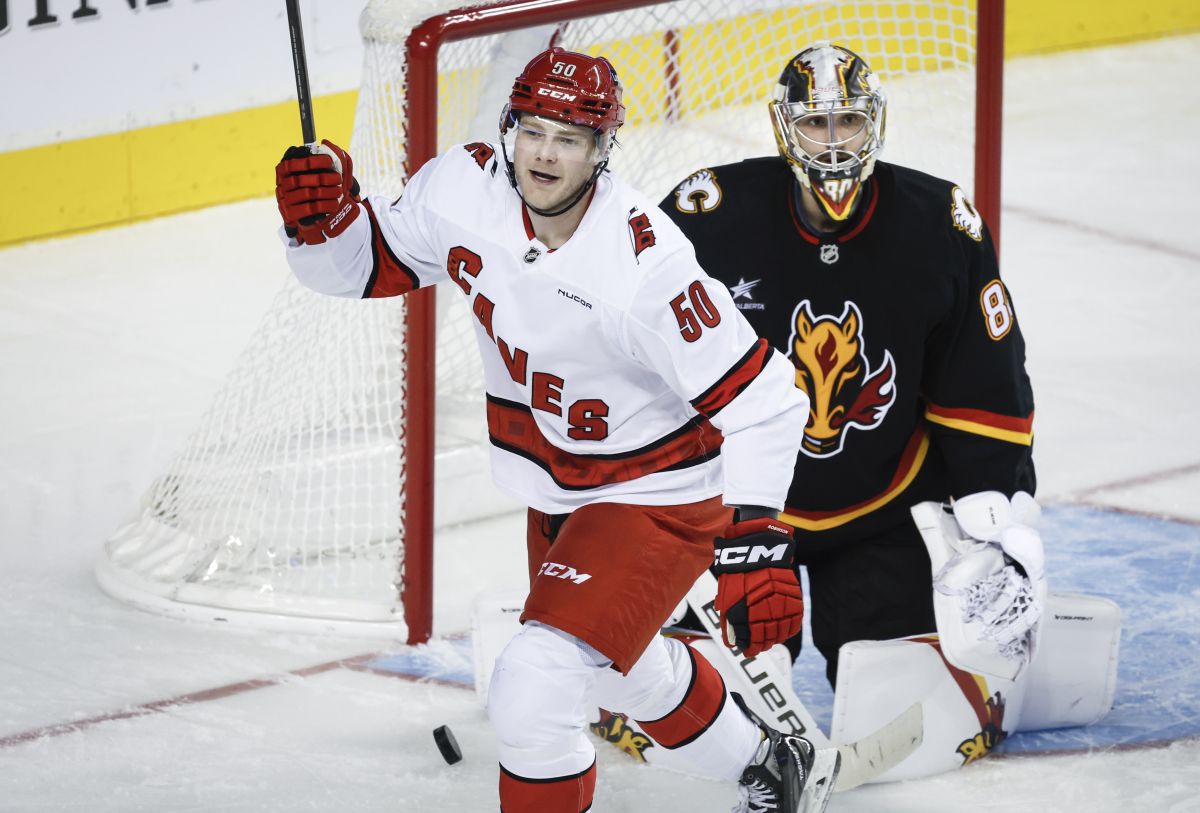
[662,157,1035,546]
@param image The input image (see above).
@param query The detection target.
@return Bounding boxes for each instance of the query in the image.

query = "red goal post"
[96,0,1004,645]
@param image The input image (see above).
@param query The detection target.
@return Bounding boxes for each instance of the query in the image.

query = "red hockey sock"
[499,760,597,813]
[636,644,727,748]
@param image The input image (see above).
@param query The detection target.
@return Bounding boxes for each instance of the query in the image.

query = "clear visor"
[501,112,607,166]
[771,99,879,173]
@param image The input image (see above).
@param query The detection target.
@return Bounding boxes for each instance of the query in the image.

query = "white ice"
[1,35,1199,812]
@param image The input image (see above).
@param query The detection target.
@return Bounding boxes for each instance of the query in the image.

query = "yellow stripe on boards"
[0,91,357,247]
[3,0,1198,247]
[1007,0,1200,55]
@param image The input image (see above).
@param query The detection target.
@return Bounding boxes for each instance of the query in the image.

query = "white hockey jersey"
[283,142,808,514]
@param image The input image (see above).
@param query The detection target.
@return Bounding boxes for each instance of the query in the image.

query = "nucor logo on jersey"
[558,288,593,309]
[789,300,896,458]
[714,541,790,567]
[537,561,592,584]
[537,87,578,102]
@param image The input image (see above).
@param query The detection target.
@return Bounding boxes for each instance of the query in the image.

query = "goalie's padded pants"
[523,498,729,674]
[796,514,936,688]
[489,624,761,811]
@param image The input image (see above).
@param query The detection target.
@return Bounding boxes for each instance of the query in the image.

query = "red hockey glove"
[275,139,361,245]
[712,517,803,658]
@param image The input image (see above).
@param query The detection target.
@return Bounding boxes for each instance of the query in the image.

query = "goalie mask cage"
[96,0,1004,644]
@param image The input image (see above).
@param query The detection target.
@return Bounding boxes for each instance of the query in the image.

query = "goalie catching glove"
[911,490,1047,681]
[712,515,803,658]
[275,140,361,245]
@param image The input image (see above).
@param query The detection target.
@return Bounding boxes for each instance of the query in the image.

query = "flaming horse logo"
[789,300,896,457]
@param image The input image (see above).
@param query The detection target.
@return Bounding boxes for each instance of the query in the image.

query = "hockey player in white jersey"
[275,47,839,813]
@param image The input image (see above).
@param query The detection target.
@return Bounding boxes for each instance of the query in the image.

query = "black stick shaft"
[285,0,316,144]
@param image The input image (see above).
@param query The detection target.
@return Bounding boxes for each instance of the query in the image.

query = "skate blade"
[798,747,840,813]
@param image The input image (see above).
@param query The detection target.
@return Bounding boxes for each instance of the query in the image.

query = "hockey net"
[97,0,1000,642]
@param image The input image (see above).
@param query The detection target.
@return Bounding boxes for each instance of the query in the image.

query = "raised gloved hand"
[712,515,803,657]
[275,139,361,244]
[912,490,1047,680]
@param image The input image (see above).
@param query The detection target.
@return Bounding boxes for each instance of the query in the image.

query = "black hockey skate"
[731,693,840,813]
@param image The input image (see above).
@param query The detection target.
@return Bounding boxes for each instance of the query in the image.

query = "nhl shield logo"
[789,300,896,457]
[523,247,541,264]
[819,244,839,264]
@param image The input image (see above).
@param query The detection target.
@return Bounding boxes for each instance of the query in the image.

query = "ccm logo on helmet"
[537,87,578,102]
[538,561,593,584]
[714,542,790,567]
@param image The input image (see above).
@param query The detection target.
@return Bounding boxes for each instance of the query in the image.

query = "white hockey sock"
[595,636,760,783]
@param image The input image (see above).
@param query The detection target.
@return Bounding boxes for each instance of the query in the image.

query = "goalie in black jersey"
[663,40,1047,732]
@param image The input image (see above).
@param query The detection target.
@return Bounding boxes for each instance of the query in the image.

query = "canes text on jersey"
[448,246,610,440]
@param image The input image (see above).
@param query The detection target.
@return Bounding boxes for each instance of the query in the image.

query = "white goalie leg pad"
[487,622,602,779]
[912,491,1047,681]
[830,633,1028,782]
[1018,592,1121,730]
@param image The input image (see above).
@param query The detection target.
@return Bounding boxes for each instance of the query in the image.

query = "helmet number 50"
[980,280,1014,340]
[551,62,577,77]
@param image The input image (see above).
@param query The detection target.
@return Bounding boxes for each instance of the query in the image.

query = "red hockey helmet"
[506,47,626,135]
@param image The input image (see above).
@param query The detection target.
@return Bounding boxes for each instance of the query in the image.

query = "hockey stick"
[284,0,317,145]
[684,570,924,791]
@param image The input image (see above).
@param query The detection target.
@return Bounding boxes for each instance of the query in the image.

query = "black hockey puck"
[433,724,462,764]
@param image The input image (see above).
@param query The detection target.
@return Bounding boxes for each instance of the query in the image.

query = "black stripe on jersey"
[361,198,421,299]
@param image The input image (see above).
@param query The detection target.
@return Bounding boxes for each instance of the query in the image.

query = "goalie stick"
[684,569,924,792]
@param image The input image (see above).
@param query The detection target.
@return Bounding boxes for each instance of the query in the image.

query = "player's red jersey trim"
[781,426,930,531]
[786,177,880,245]
[486,395,723,490]
[361,199,421,298]
[689,338,772,417]
[521,205,536,240]
[636,645,727,749]
[924,403,1034,446]
[520,188,595,249]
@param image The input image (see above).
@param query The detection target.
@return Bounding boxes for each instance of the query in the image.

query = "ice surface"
[1,34,1199,813]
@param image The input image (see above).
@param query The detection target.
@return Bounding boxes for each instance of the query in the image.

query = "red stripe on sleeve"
[361,199,421,299]
[924,402,1034,435]
[690,338,772,417]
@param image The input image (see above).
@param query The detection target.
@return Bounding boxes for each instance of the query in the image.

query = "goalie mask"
[500,47,626,217]
[770,42,886,221]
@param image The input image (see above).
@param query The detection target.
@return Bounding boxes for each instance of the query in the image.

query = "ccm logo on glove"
[713,521,793,568]
[711,517,803,657]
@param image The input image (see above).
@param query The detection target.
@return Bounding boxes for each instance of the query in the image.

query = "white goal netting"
[97,0,987,640]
